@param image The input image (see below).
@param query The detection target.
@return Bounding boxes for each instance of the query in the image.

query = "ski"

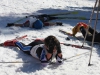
[61,43,91,50]
[0,35,27,46]
[55,16,100,20]
[14,35,27,40]
[59,29,80,40]
[49,11,78,16]
[59,29,72,36]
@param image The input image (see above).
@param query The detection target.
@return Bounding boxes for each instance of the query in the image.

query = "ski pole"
[13,17,27,24]
[7,15,35,27]
[0,52,89,64]
[67,51,89,60]
[88,0,100,66]
[14,15,36,23]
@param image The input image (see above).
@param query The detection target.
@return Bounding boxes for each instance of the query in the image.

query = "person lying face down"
[3,35,63,65]
[7,16,63,29]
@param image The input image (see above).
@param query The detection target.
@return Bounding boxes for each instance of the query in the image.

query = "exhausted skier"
[3,35,63,65]
[72,22,100,43]
[7,14,63,29]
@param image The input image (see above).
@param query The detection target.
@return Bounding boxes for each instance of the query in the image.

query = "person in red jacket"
[72,22,100,43]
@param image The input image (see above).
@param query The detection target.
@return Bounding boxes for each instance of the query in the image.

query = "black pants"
[15,40,44,55]
[80,26,100,43]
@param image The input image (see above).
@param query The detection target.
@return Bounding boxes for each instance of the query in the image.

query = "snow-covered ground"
[0,0,100,75]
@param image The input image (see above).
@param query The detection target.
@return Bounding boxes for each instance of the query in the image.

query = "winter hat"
[33,19,43,29]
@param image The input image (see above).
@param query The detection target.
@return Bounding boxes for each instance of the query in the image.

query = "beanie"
[33,19,43,29]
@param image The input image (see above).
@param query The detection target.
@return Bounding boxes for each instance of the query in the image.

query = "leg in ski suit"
[3,36,63,64]
[80,26,100,42]
[15,40,44,55]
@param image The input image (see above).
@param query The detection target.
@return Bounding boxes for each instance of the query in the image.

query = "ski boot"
[3,40,17,46]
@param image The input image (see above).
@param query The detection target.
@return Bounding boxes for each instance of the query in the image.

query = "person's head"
[44,35,61,54]
[33,19,43,29]
[29,17,43,29]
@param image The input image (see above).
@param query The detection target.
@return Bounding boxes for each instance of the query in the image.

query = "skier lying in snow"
[71,22,100,43]
[7,14,63,29]
[3,35,63,65]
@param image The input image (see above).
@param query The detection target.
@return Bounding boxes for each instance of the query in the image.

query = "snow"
[0,0,100,75]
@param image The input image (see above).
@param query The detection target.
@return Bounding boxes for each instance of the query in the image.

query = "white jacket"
[30,44,57,63]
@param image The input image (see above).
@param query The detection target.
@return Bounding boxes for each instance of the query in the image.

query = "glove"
[56,22,63,26]
[6,23,14,27]
[56,54,63,63]
[3,40,17,46]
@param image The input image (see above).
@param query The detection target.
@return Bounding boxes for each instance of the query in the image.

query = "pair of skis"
[59,29,92,50]
[6,11,78,27]
[49,11,100,20]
